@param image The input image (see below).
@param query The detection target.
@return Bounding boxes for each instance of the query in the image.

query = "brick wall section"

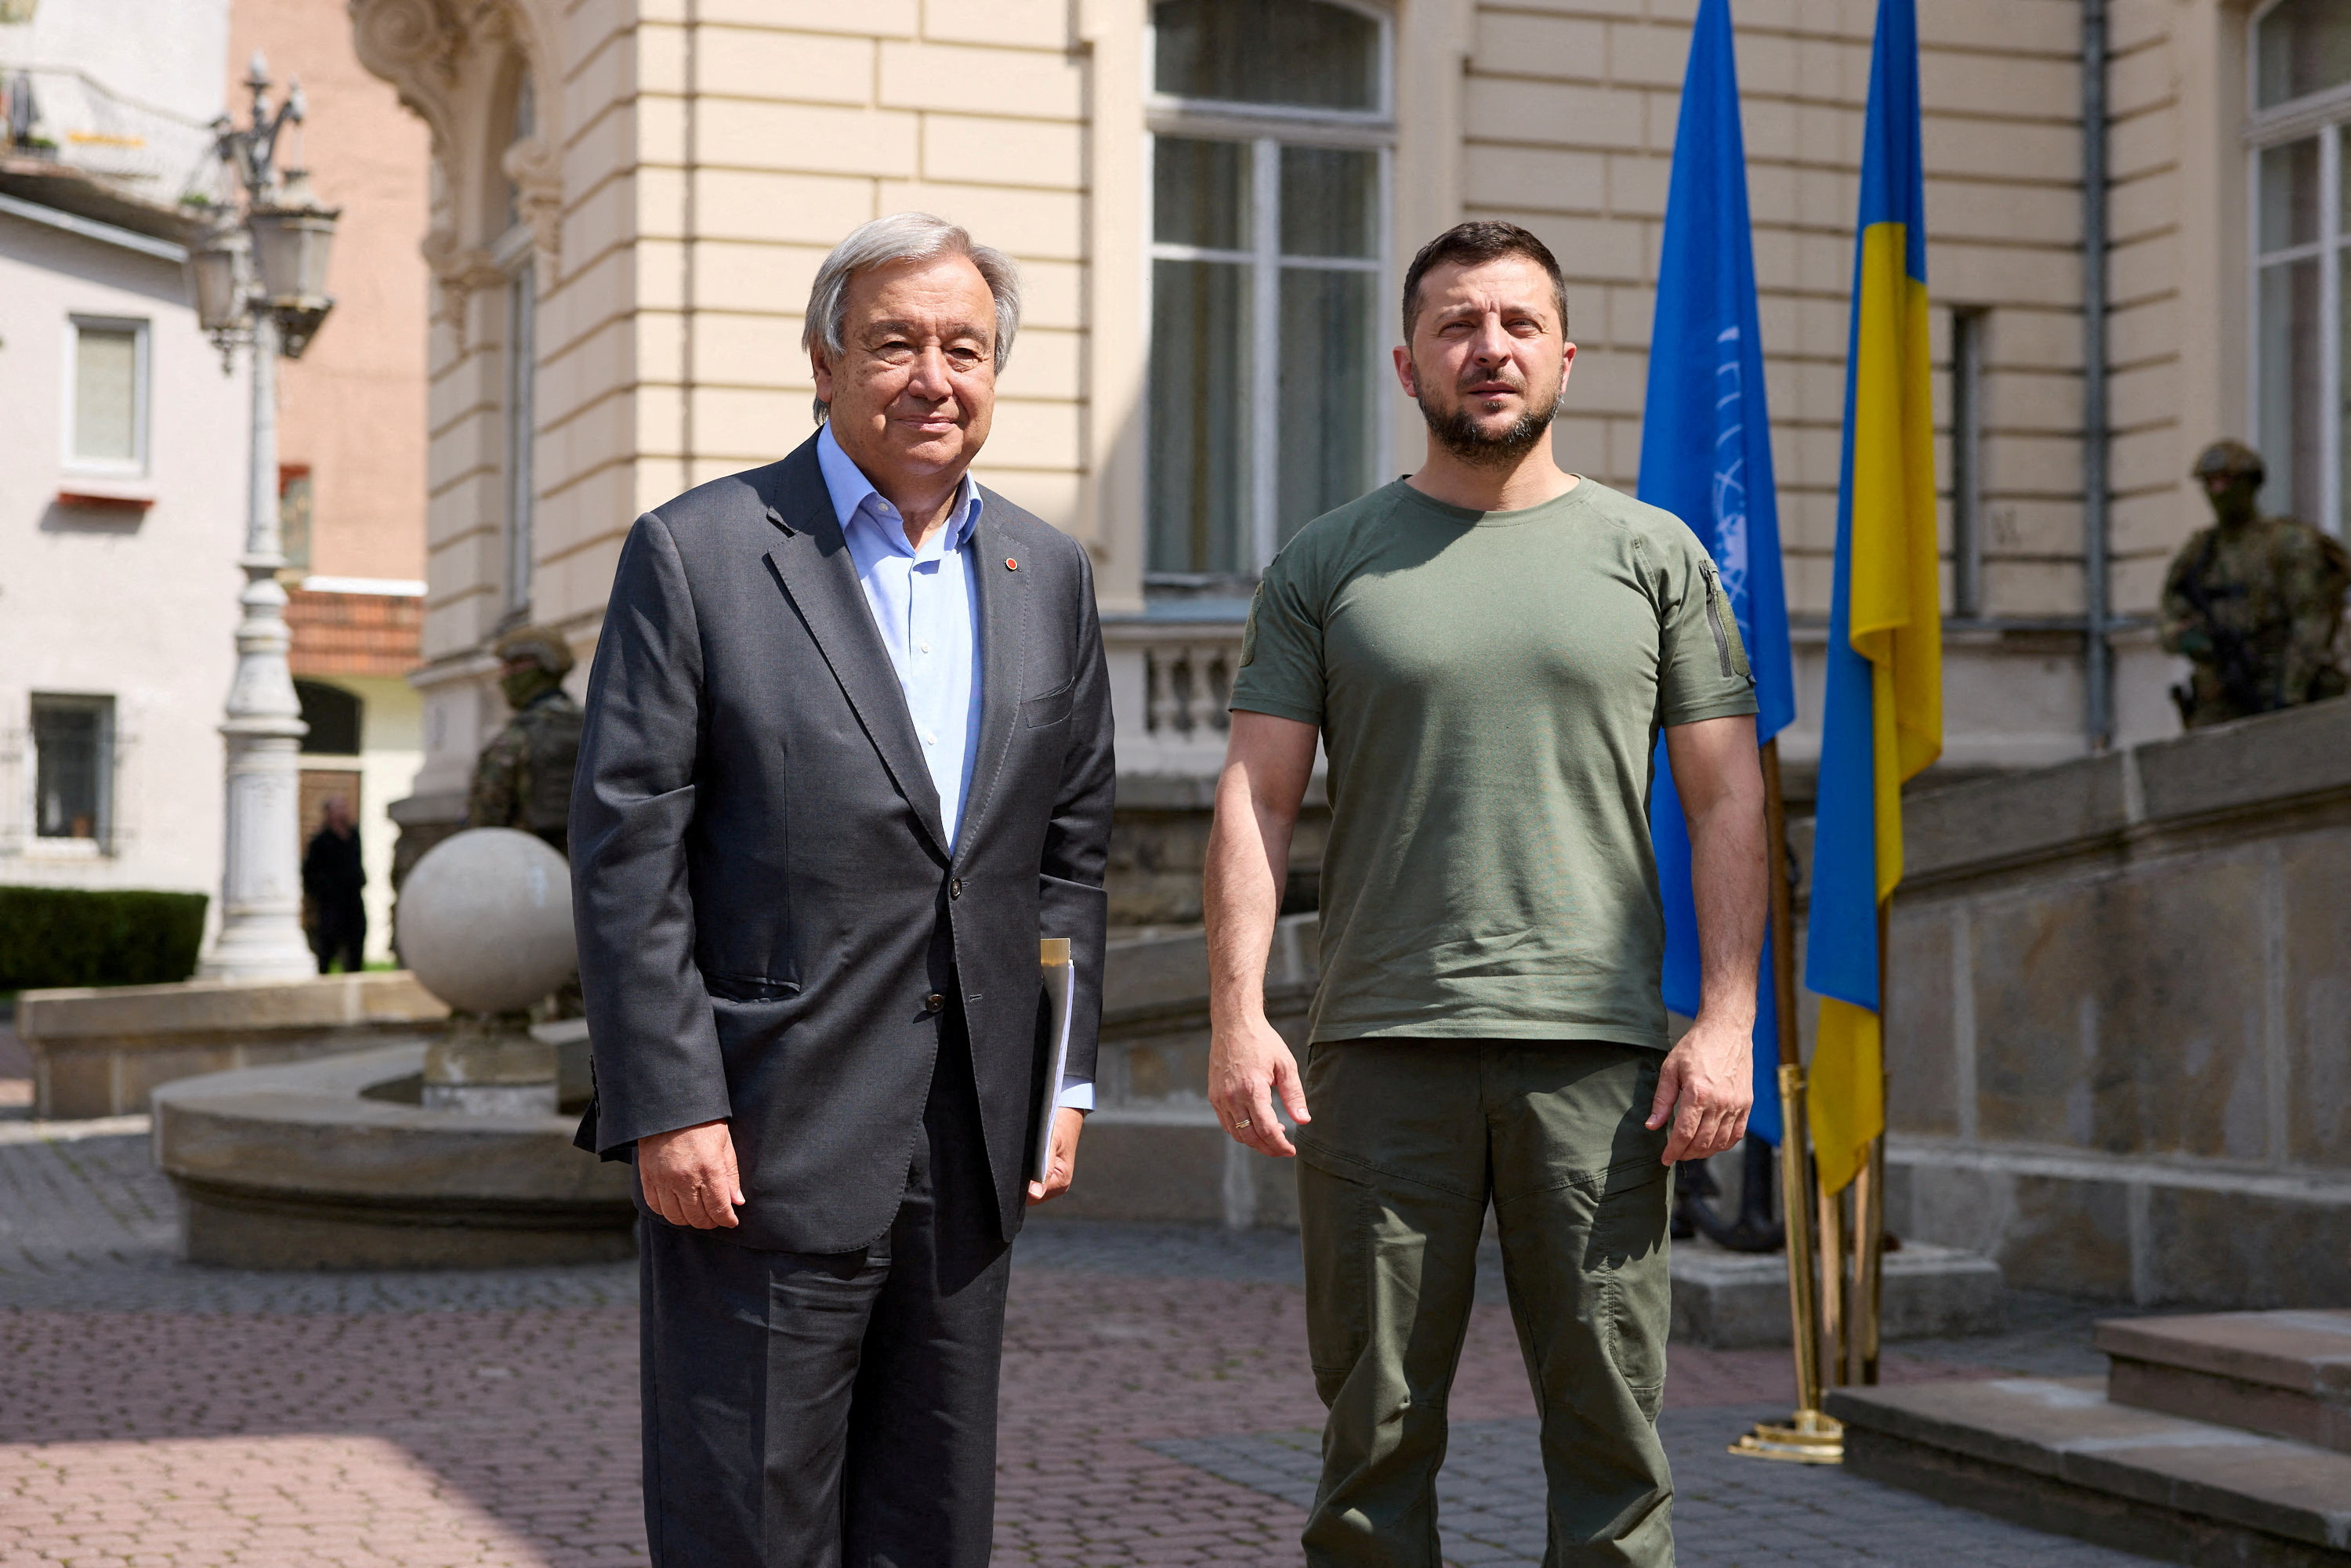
[284,590,424,678]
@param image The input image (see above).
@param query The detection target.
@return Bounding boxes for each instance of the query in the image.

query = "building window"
[31,695,112,843]
[496,67,538,621]
[295,680,363,756]
[68,317,147,472]
[1948,307,1988,618]
[1147,0,1391,588]
[280,465,313,574]
[2248,0,2351,536]
[487,64,541,625]
[503,268,535,617]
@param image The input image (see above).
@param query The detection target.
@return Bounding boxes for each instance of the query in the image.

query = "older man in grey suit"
[570,214,1115,1568]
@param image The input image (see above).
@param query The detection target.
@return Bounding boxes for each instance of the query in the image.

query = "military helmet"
[493,625,576,677]
[2192,440,2266,484]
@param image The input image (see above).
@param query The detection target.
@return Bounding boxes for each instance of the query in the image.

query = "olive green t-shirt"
[1230,477,1758,1050]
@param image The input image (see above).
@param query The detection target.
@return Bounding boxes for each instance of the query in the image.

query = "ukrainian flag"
[1802,0,1943,1197]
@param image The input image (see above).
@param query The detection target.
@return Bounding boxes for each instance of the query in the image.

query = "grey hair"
[802,212,1021,422]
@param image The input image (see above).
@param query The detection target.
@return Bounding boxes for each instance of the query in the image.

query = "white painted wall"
[0,212,250,916]
[0,0,230,205]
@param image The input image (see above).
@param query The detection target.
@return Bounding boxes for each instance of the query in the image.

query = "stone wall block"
[693,0,915,37]
[2136,701,2351,824]
[689,171,878,246]
[2139,1186,2351,1309]
[1971,884,2103,1148]
[922,114,1085,190]
[1904,753,2126,883]
[1470,11,1605,78]
[1917,0,2077,52]
[919,0,1066,49]
[2284,829,2351,1165]
[1886,908,1960,1136]
[876,42,1085,120]
[1464,78,1646,152]
[872,180,1084,260]
[1465,145,1607,214]
[1885,1153,2013,1258]
[695,100,918,179]
[692,28,874,105]
[2088,855,2269,1162]
[1919,117,2078,185]
[1895,1157,2138,1299]
[1990,1172,2135,1300]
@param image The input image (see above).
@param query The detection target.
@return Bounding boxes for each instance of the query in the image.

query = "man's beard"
[1416,373,1559,469]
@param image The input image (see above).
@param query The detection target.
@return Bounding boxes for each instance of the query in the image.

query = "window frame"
[1947,306,1989,619]
[28,692,116,852]
[493,218,538,621]
[1143,0,1396,591]
[2246,0,2351,538]
[63,314,150,477]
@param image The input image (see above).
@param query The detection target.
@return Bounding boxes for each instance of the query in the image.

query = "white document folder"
[1031,938,1077,1185]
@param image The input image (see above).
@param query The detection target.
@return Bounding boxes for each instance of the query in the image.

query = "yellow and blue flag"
[1640,0,1795,1143]
[1802,0,1943,1197]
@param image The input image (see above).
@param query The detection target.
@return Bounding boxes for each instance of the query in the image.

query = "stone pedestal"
[422,1011,557,1117]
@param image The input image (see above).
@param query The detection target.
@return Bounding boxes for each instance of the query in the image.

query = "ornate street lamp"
[186,215,248,339]
[188,53,342,983]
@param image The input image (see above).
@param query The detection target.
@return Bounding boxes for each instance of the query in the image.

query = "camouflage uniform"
[467,627,585,857]
[2158,442,2351,729]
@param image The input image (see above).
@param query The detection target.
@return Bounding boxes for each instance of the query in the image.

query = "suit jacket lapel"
[759,444,951,859]
[955,496,1027,864]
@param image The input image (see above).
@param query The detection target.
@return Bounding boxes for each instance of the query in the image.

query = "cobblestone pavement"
[0,1117,2151,1566]
[1155,1408,2164,1567]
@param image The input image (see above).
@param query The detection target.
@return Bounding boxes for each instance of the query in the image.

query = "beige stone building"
[346,0,2344,896]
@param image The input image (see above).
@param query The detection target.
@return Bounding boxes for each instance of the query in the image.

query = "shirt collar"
[815,422,983,559]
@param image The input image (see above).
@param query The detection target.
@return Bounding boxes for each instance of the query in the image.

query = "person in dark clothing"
[302,796,367,973]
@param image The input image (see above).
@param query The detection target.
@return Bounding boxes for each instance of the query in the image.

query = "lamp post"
[189,53,340,982]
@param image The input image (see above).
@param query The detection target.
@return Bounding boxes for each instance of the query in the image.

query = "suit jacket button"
[925,993,946,1013]
[950,878,964,900]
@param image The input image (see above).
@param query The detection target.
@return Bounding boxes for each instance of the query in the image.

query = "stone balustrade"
[1102,614,1246,780]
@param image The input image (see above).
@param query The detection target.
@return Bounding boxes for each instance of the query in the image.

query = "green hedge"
[0,886,209,991]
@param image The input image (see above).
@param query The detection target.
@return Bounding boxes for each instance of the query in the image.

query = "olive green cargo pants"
[1294,1038,1675,1568]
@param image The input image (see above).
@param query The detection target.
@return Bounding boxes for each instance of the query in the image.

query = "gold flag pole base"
[1730,1407,1845,1464]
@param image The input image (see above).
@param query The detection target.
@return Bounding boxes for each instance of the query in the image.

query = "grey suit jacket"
[569,432,1116,1252]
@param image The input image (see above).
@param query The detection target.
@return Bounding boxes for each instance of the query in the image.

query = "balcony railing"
[1103,614,1246,777]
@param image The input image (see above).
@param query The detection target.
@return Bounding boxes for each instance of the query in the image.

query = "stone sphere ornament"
[398,827,577,1016]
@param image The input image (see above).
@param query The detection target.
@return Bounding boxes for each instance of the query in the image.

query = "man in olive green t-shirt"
[1205,222,1767,1568]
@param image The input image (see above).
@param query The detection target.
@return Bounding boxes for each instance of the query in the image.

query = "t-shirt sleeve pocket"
[1658,549,1759,726]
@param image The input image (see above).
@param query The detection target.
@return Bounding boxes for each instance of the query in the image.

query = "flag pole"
[1852,903,1892,1384]
[1728,739,1842,1463]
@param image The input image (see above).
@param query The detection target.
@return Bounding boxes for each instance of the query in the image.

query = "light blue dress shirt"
[814,424,1093,1114]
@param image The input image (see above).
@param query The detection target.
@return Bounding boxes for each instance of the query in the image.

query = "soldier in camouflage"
[467,626,585,856]
[2158,440,2350,729]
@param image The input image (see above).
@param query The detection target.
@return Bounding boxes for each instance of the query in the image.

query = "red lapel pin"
[1005,557,1019,570]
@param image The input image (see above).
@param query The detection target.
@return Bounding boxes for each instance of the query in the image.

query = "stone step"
[1667,1233,2004,1349]
[2098,1310,2351,1456]
[1828,1376,2351,1568]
